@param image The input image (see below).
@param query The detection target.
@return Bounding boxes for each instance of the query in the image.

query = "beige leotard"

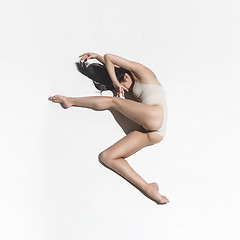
[132,80,168,137]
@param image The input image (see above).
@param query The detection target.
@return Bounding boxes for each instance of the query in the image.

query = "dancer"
[48,52,169,205]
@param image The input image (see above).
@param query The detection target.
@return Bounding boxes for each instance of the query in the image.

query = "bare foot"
[145,182,169,205]
[48,95,72,109]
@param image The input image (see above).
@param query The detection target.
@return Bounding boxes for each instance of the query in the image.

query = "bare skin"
[49,52,169,204]
[48,94,169,205]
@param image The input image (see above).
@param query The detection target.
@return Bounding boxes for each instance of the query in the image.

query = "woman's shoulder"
[132,73,161,86]
[131,63,160,85]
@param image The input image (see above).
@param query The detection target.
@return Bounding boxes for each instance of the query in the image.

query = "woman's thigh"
[108,108,164,145]
[100,130,161,160]
[108,108,148,135]
[111,97,163,131]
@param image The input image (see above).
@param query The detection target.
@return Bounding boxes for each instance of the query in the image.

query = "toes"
[161,196,169,204]
[48,95,57,100]
[48,96,57,102]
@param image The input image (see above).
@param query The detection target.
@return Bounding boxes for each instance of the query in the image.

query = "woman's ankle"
[67,97,74,107]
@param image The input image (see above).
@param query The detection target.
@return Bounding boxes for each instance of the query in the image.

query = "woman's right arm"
[79,52,105,65]
[95,54,106,65]
[96,54,120,68]
[79,52,120,67]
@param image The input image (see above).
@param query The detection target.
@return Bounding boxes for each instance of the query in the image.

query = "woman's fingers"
[119,85,128,97]
[79,55,85,61]
[123,86,129,92]
[117,88,121,97]
[82,56,89,62]
[120,87,124,97]
[117,86,126,97]
[118,83,128,92]
[79,53,90,61]
[79,52,95,62]
[79,52,89,57]
[114,84,128,97]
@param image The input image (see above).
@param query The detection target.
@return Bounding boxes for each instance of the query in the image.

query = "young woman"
[48,52,169,205]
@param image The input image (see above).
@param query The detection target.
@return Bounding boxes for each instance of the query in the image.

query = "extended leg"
[48,95,163,131]
[69,96,163,130]
[98,130,169,205]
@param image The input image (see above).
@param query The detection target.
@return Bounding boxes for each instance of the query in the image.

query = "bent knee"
[143,109,163,130]
[147,132,164,145]
[98,151,113,165]
[144,119,163,132]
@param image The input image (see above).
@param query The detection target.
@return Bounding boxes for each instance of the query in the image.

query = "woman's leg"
[48,95,163,131]
[98,130,169,205]
[48,95,168,204]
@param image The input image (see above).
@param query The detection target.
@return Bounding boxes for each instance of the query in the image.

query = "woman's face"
[121,73,133,91]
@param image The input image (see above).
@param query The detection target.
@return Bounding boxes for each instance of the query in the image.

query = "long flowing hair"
[75,61,133,95]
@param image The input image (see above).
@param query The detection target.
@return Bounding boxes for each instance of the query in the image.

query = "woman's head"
[75,61,133,94]
[114,67,134,91]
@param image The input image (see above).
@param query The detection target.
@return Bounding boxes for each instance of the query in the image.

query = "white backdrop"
[1,0,240,239]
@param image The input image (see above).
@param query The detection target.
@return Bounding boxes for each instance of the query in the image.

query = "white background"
[1,0,240,239]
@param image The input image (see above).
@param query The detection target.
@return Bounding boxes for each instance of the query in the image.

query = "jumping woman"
[48,52,169,205]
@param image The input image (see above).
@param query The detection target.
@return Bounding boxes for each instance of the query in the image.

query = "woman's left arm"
[104,56,119,87]
[104,55,130,97]
[104,53,140,94]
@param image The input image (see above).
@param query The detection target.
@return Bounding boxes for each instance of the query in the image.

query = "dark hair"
[75,61,133,95]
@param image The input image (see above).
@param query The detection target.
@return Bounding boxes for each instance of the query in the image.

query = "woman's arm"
[104,54,129,97]
[104,53,139,73]
[95,54,106,65]
[79,52,120,67]
[96,54,120,68]
[104,56,120,86]
[104,53,139,86]
[104,53,158,84]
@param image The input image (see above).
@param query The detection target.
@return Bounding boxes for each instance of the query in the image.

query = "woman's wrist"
[112,80,120,89]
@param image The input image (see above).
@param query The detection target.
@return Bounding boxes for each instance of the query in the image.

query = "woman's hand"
[113,82,129,98]
[79,52,98,62]
[112,89,118,97]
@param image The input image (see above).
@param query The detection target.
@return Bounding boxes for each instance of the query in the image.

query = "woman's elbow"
[104,53,111,60]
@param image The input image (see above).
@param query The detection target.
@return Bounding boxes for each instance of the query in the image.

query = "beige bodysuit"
[132,80,168,137]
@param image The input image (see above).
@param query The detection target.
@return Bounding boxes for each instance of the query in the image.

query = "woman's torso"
[130,69,162,87]
[129,71,166,105]
[132,80,166,106]
[127,68,168,136]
